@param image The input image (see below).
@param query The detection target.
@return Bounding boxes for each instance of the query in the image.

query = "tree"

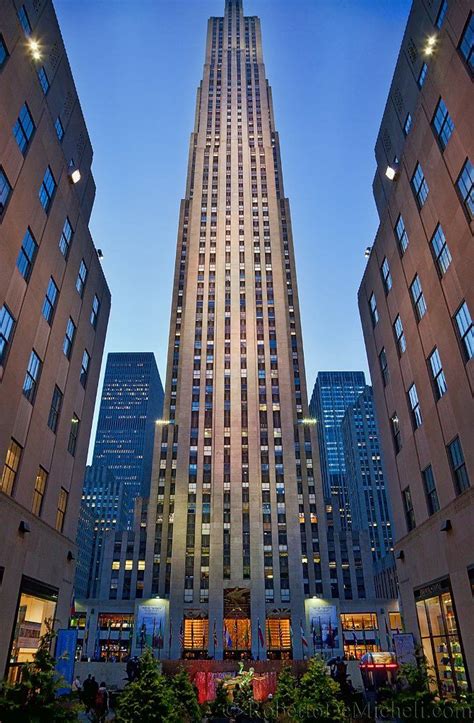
[169,668,201,722]
[0,622,78,723]
[272,665,297,721]
[115,648,178,723]
[295,657,347,722]
[209,680,231,719]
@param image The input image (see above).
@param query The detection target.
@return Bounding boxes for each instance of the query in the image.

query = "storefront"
[8,576,58,682]
[341,613,380,660]
[415,578,469,696]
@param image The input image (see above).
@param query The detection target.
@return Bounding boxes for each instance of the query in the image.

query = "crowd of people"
[72,674,110,721]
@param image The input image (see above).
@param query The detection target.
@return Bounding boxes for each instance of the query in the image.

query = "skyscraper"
[0,0,110,678]
[359,0,473,694]
[92,352,164,525]
[309,371,367,523]
[143,0,333,661]
[341,386,394,561]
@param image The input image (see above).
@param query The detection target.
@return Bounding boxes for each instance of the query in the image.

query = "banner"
[135,602,166,650]
[55,629,77,695]
[393,633,416,665]
[310,605,339,650]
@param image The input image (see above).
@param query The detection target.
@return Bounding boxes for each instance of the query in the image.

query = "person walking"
[94,681,109,722]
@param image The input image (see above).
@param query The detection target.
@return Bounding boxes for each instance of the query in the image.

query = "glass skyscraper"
[92,352,164,526]
[309,371,367,524]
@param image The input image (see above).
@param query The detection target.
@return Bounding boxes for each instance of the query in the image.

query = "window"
[391,414,402,454]
[369,293,379,327]
[455,301,474,361]
[68,415,80,456]
[411,163,429,208]
[56,487,68,532]
[76,260,88,297]
[32,467,47,516]
[37,66,49,95]
[0,35,8,68]
[402,487,416,531]
[408,383,423,428]
[447,437,470,494]
[63,318,76,359]
[393,315,406,355]
[379,348,389,386]
[18,5,31,35]
[430,224,452,276]
[48,385,63,433]
[0,166,12,216]
[429,348,447,399]
[23,350,41,403]
[432,98,454,151]
[410,275,427,320]
[54,117,64,142]
[0,439,22,495]
[459,12,473,74]
[403,113,412,136]
[436,0,448,28]
[381,258,392,294]
[0,305,15,366]
[41,277,58,325]
[39,166,56,212]
[59,218,73,257]
[418,62,428,88]
[90,295,100,328]
[80,350,90,388]
[422,466,440,516]
[395,215,409,254]
[16,228,38,281]
[456,159,474,219]
[13,103,35,154]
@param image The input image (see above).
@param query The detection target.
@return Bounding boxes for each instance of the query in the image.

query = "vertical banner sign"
[393,633,416,665]
[309,604,339,651]
[135,602,166,651]
[55,629,78,695]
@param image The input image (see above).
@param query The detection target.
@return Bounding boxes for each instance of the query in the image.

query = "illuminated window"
[55,487,68,532]
[0,439,22,496]
[32,467,47,516]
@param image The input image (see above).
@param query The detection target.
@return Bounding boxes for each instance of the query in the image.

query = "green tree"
[295,657,347,722]
[209,680,231,719]
[273,665,297,721]
[169,667,201,722]
[0,622,78,723]
[115,648,178,723]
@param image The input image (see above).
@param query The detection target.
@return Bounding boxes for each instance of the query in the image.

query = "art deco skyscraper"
[145,0,331,660]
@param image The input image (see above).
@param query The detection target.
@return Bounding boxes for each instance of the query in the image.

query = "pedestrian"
[82,674,93,712]
[72,674,82,699]
[95,681,109,722]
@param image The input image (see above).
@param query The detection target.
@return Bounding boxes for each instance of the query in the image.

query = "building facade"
[78,465,127,598]
[92,352,164,526]
[359,0,473,695]
[0,0,110,679]
[309,371,367,524]
[342,385,394,561]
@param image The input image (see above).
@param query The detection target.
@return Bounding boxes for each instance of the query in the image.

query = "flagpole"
[257,618,260,661]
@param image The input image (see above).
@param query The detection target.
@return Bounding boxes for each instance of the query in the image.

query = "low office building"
[0,0,110,679]
[359,0,473,696]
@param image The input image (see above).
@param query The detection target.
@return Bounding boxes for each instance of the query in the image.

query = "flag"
[300,620,308,648]
[190,620,195,649]
[224,624,232,649]
[258,619,265,647]
[244,621,250,648]
[70,588,76,619]
[234,618,238,649]
[278,621,283,649]
[213,620,218,649]
[311,619,317,646]
[157,620,163,649]
[178,620,184,649]
[352,631,358,644]
[327,620,335,649]
[152,618,156,649]
[168,619,173,652]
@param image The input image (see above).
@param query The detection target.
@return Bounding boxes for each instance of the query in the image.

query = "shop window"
[389,611,402,631]
[267,618,292,660]
[94,613,134,662]
[415,582,468,697]
[183,618,210,659]
[341,613,380,660]
[8,577,58,682]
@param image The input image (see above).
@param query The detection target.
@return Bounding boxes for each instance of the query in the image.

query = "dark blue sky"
[54,0,411,452]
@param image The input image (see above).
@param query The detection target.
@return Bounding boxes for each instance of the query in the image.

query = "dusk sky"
[53,0,412,458]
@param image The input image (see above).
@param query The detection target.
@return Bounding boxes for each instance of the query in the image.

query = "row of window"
[402,435,470,533]
[0,440,69,532]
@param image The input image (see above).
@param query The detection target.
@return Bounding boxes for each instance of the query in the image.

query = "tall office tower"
[92,352,164,525]
[359,0,473,695]
[145,0,333,661]
[0,0,110,679]
[79,465,126,598]
[341,386,394,561]
[309,371,367,523]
